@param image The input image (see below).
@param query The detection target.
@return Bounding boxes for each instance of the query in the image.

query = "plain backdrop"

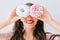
[0,0,60,34]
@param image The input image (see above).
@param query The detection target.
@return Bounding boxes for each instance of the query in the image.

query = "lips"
[26,20,34,24]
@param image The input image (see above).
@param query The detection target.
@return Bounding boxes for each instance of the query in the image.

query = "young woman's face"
[19,5,38,30]
[20,15,38,29]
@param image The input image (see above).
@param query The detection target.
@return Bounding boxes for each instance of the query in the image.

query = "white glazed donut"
[16,5,30,18]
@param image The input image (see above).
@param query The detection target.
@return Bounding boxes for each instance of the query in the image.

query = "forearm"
[0,16,19,29]
[0,7,19,29]
[0,19,11,29]
[48,19,60,32]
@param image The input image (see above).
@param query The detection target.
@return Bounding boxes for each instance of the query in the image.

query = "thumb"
[11,16,20,23]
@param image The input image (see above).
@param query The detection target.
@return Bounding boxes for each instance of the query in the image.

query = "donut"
[16,5,30,18]
[30,4,43,17]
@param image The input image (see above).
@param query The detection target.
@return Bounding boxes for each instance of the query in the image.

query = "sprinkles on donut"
[16,4,43,18]
[30,4,43,17]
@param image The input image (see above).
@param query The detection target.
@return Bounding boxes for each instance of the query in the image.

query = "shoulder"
[46,32,60,40]
[0,32,13,40]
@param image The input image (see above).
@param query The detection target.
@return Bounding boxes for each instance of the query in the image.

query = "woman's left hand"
[36,7,53,23]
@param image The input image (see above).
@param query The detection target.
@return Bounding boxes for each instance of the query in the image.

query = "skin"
[0,5,60,33]
[0,5,60,40]
[0,8,19,29]
[20,15,38,40]
[37,7,60,32]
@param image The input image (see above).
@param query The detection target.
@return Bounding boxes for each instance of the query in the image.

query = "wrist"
[46,19,54,25]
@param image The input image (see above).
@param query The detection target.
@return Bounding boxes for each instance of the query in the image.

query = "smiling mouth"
[26,20,34,24]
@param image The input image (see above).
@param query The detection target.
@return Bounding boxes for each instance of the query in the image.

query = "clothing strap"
[49,34,60,40]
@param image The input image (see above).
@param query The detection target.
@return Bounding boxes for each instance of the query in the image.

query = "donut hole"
[21,9,24,13]
[16,5,30,18]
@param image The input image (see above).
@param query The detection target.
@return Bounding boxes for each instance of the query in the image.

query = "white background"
[0,0,60,34]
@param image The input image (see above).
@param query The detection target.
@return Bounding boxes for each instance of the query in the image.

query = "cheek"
[33,18,38,22]
[20,18,26,22]
[33,18,38,24]
[20,18,24,22]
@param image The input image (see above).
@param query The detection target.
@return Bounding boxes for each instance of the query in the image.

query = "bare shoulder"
[0,32,13,40]
[46,32,60,40]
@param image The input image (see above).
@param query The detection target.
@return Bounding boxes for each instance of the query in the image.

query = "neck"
[23,28,34,40]
[23,28,36,40]
[25,28,34,36]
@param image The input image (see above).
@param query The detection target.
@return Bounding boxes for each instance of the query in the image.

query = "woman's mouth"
[26,20,34,24]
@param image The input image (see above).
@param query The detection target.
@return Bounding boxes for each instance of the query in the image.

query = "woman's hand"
[36,7,60,32]
[8,7,20,23]
[36,7,53,23]
[0,7,20,29]
[8,7,18,19]
[10,16,20,23]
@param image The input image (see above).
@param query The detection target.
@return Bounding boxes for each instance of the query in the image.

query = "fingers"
[34,7,48,21]
[35,14,46,22]
[11,16,20,23]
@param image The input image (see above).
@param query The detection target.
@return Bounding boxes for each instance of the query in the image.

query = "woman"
[0,3,60,40]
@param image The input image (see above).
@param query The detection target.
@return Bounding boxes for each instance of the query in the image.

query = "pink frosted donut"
[30,4,43,17]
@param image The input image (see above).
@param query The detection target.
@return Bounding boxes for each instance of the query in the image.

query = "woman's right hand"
[9,7,18,19]
[10,16,20,23]
[0,7,20,29]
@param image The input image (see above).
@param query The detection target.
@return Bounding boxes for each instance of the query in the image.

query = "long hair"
[10,3,46,40]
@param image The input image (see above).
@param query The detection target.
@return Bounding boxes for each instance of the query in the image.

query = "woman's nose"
[26,15,33,20]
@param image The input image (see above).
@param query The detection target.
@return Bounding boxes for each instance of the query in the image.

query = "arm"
[43,8,60,32]
[47,19,60,32]
[36,7,60,32]
[0,19,12,29]
[0,7,20,29]
[0,16,19,29]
